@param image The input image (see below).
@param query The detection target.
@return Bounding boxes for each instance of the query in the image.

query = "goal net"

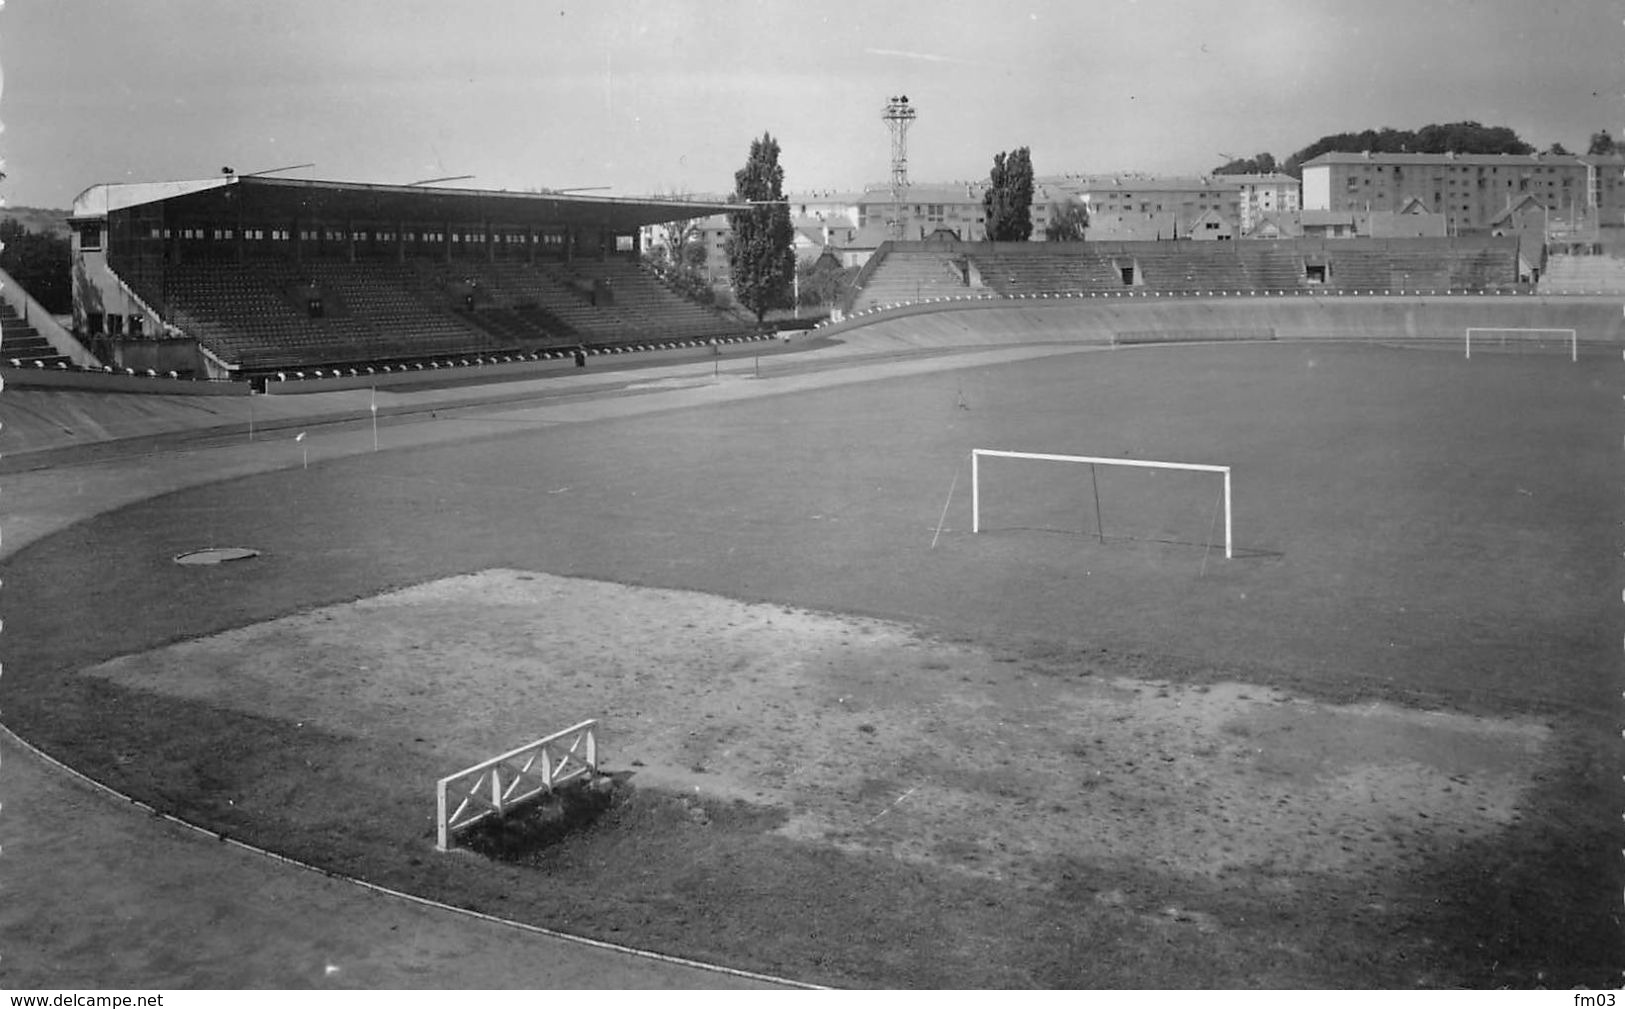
[971,449,1232,559]
[1464,327,1577,361]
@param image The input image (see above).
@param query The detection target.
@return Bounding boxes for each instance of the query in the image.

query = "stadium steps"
[1,304,74,368]
[1538,254,1625,293]
[852,249,973,311]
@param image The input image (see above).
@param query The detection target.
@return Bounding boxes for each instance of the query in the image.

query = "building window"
[79,223,104,250]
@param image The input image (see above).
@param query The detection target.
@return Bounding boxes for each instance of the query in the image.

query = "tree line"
[1215,121,1624,179]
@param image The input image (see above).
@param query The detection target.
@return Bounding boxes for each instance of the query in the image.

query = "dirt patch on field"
[89,569,1546,898]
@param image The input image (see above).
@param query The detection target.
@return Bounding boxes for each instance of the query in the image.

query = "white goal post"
[971,449,1233,559]
[1464,327,1577,361]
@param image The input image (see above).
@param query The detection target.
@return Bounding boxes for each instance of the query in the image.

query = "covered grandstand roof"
[72,176,748,230]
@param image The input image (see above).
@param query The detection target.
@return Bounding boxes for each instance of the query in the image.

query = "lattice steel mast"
[882,95,916,241]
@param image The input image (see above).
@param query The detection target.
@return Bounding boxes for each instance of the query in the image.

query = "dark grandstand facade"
[69,177,754,380]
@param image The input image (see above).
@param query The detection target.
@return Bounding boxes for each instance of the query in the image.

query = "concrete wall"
[817,293,1625,352]
[0,365,248,395]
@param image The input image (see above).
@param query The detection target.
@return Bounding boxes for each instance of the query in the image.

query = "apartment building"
[1298,151,1614,233]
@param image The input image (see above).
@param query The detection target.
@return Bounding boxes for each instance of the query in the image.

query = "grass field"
[3,339,1619,987]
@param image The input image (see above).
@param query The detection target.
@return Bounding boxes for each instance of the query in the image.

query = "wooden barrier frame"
[435,719,599,851]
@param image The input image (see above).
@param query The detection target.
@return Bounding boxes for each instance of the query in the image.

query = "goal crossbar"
[1465,327,1577,361]
[971,449,1232,558]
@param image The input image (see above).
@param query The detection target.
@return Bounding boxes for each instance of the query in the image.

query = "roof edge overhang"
[73,175,752,228]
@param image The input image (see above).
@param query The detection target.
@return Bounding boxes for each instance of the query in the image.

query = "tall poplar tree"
[983,147,1035,242]
[725,133,795,324]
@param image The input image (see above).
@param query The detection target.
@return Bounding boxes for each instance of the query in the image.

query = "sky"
[1,0,1622,210]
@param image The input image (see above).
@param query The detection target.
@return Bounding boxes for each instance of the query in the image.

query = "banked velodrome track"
[0,295,1618,989]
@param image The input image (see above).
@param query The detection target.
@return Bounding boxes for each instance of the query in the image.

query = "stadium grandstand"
[844,235,1526,314]
[4,173,1579,389]
[64,176,757,383]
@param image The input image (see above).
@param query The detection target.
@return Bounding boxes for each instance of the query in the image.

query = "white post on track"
[971,450,981,534]
[1223,467,1233,560]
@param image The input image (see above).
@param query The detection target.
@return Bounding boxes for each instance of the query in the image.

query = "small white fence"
[435,719,599,851]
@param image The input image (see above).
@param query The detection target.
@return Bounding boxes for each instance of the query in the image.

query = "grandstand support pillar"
[527,225,536,265]
[486,220,495,263]
[396,221,406,264]
[444,222,453,263]
[565,229,575,264]
[292,215,304,264]
[346,217,357,263]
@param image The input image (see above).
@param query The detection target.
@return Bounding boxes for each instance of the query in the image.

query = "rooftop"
[1301,151,1586,168]
[72,176,746,231]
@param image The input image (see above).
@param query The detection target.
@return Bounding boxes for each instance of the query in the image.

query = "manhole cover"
[174,547,261,566]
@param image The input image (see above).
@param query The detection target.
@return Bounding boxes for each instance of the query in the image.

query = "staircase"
[1,303,74,368]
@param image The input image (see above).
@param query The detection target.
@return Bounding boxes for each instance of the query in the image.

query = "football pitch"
[4,338,1618,987]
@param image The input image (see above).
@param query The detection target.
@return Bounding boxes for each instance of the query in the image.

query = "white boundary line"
[972,448,1232,559]
[0,719,823,990]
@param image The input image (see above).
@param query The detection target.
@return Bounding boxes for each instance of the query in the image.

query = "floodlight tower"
[882,94,917,241]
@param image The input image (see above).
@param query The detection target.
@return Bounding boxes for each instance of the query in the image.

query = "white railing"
[435,719,599,851]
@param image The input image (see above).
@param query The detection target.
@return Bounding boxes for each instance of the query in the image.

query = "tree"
[1213,152,1277,175]
[1588,130,1617,156]
[724,133,795,324]
[1044,199,1089,242]
[646,190,702,270]
[0,218,71,314]
[796,255,858,312]
[1545,141,1572,156]
[1280,122,1534,177]
[983,147,1034,242]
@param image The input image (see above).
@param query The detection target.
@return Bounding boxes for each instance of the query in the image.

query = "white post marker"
[370,387,378,451]
[296,431,307,469]
[971,448,1233,559]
